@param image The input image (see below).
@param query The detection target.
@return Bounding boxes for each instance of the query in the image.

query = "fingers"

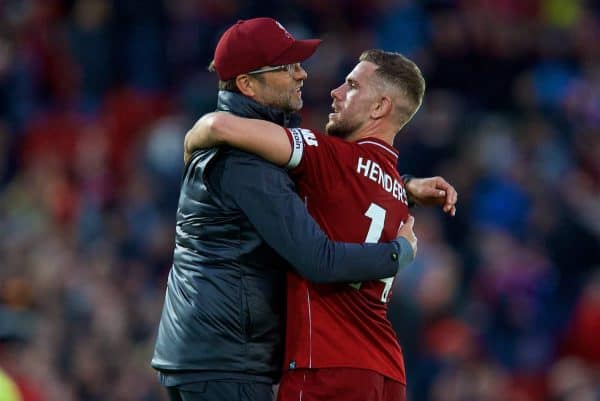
[420,186,446,198]
[444,203,457,216]
[396,215,413,234]
[434,177,458,216]
[406,215,417,257]
[397,215,417,258]
[406,215,414,228]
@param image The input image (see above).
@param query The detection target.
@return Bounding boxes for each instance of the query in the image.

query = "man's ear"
[235,75,256,97]
[372,96,392,120]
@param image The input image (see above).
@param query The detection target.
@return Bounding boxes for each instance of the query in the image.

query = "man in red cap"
[152,18,419,401]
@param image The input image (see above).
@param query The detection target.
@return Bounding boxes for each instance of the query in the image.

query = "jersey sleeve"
[284,128,353,191]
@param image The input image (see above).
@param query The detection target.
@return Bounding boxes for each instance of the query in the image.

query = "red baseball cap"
[213,18,322,81]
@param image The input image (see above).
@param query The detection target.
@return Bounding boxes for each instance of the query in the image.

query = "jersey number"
[364,203,386,242]
[349,203,394,303]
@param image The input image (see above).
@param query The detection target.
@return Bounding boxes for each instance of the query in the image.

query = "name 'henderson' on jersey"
[282,127,410,384]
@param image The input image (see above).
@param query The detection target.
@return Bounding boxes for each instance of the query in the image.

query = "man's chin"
[326,123,346,138]
[325,121,334,135]
[289,98,302,112]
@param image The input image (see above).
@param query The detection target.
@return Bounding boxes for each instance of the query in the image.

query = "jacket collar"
[216,90,300,128]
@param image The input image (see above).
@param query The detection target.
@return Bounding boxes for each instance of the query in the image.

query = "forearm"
[289,231,414,283]
[186,112,292,166]
[401,175,458,215]
[248,192,402,282]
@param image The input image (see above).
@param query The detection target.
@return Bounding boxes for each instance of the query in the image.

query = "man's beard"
[263,88,302,112]
[326,118,360,139]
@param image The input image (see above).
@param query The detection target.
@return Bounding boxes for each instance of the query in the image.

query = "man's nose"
[294,63,308,80]
[331,85,343,99]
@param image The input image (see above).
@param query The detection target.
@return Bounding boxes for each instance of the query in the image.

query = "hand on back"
[397,215,417,258]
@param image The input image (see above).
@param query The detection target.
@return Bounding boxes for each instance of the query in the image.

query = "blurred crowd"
[0,0,599,400]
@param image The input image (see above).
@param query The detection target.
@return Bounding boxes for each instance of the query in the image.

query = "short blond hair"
[359,49,426,126]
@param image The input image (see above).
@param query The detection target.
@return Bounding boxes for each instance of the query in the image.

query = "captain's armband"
[286,128,305,169]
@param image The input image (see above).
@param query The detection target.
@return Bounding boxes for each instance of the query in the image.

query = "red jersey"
[283,128,410,384]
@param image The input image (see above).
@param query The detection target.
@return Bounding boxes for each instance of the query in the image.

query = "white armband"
[286,128,304,169]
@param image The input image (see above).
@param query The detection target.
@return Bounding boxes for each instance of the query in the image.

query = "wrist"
[401,174,417,208]
[393,237,416,269]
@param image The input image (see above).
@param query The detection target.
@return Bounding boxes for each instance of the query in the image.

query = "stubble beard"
[326,116,360,139]
[264,87,302,112]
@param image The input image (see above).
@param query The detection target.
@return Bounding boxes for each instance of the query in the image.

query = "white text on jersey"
[356,157,408,204]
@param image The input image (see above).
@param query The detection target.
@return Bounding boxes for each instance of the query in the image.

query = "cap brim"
[271,39,322,65]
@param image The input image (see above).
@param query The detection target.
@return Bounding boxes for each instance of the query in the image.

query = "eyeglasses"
[247,63,302,76]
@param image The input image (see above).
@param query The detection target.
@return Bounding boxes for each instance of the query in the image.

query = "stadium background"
[0,0,599,400]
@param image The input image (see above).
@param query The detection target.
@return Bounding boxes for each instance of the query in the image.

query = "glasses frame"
[246,63,301,76]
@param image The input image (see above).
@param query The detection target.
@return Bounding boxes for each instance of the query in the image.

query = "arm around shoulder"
[186,112,293,166]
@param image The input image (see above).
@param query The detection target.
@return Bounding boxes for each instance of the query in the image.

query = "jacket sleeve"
[208,150,414,283]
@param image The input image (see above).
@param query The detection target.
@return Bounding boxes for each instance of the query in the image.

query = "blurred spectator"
[0,1,599,400]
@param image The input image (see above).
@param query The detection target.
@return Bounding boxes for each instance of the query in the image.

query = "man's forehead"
[346,61,377,82]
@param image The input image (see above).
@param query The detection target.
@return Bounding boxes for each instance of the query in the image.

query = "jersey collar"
[356,137,399,160]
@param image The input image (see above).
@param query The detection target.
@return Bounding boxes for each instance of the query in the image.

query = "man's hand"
[397,215,417,258]
[405,176,457,216]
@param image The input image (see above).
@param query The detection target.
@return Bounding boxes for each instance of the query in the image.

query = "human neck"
[347,120,396,145]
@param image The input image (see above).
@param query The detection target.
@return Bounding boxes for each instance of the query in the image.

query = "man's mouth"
[329,104,340,119]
